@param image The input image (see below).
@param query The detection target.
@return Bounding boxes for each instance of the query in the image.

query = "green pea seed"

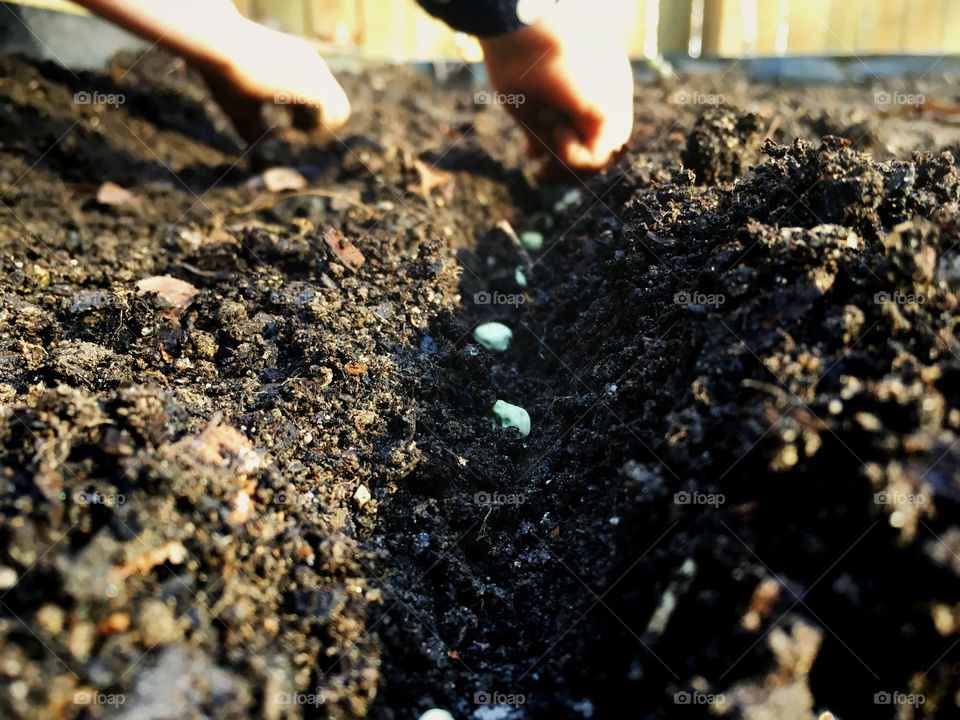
[520,231,544,251]
[473,322,513,352]
[488,400,531,436]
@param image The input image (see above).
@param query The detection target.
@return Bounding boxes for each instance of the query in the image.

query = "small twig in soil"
[642,557,697,644]
[496,219,535,273]
[920,100,960,122]
[216,189,375,224]
[763,113,784,141]
[167,262,232,281]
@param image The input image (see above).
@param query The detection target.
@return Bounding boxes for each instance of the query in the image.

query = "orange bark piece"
[324,228,365,271]
[409,158,454,198]
[114,541,187,579]
[96,181,139,206]
[96,612,130,635]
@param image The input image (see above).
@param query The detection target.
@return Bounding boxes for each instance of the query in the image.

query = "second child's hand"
[194,19,351,143]
[74,0,351,144]
[478,6,634,177]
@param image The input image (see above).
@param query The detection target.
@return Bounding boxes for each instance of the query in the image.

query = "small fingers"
[287,86,351,135]
[517,104,617,176]
[317,81,352,130]
[529,124,609,180]
[553,125,606,170]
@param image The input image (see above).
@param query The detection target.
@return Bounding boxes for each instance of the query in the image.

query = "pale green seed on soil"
[553,188,583,213]
[488,400,531,436]
[418,711,454,720]
[515,266,527,288]
[520,231,544,251]
[473,322,513,352]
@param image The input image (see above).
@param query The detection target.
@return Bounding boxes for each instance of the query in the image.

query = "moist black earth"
[1,50,960,720]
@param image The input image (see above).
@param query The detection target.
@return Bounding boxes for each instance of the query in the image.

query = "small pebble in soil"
[473,322,513,352]
[520,231,544,251]
[413,532,430,554]
[0,566,17,589]
[354,484,371,506]
[488,400,531,436]
[514,266,527,288]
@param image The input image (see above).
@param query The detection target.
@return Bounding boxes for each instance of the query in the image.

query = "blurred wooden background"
[232,0,960,59]
[15,0,960,60]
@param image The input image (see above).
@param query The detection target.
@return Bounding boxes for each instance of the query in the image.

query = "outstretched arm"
[74,0,351,143]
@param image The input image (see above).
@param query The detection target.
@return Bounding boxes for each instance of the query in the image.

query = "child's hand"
[198,19,351,144]
[479,8,633,177]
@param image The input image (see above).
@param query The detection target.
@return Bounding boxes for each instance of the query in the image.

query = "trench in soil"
[1,49,960,720]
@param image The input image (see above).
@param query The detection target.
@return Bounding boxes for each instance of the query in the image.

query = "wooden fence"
[239,0,960,59]
[12,0,960,60]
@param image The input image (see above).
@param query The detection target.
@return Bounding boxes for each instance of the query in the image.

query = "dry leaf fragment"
[353,410,376,433]
[262,166,308,192]
[409,158,454,198]
[749,578,781,616]
[291,217,314,234]
[323,228,365,271]
[168,422,262,474]
[96,181,139,206]
[96,612,130,636]
[920,99,960,121]
[231,477,259,524]
[176,226,238,252]
[231,492,252,524]
[345,363,367,376]
[208,227,239,245]
[113,540,187,580]
[136,275,199,317]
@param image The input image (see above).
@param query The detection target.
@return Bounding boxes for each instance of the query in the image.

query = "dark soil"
[1,50,960,720]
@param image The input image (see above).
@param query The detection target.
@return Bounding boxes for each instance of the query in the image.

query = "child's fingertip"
[555,126,608,172]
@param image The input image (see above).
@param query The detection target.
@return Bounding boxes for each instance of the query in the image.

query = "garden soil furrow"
[1,50,960,720]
